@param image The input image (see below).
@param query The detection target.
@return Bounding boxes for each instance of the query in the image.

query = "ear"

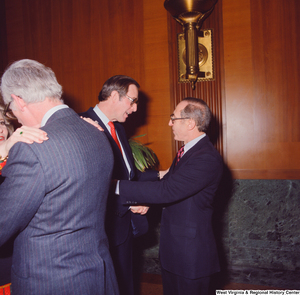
[110,90,120,103]
[11,94,26,111]
[187,118,196,130]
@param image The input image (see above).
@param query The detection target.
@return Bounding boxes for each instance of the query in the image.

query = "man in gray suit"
[0,59,119,295]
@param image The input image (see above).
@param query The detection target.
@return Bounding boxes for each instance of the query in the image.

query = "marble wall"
[135,178,300,289]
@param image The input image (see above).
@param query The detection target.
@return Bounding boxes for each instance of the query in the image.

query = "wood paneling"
[141,0,173,169]
[3,0,300,178]
[0,0,8,77]
[2,0,173,169]
[223,0,300,179]
[167,1,225,159]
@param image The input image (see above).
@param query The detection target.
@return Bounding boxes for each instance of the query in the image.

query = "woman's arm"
[0,126,48,159]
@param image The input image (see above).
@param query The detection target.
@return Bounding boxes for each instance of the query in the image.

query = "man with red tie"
[80,76,158,295]
[118,97,224,295]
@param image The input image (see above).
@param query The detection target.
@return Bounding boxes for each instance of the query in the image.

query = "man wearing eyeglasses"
[79,75,158,295]
[117,97,224,295]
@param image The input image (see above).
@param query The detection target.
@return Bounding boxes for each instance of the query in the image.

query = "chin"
[120,116,128,122]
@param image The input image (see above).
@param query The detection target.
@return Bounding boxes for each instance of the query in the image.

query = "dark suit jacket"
[0,108,119,295]
[79,107,157,247]
[119,136,223,279]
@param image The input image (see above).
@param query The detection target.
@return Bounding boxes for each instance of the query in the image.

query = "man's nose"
[131,103,137,112]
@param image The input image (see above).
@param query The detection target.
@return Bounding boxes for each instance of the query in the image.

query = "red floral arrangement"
[0,156,8,175]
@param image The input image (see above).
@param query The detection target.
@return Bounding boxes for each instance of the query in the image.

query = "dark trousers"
[161,267,211,295]
[110,231,134,295]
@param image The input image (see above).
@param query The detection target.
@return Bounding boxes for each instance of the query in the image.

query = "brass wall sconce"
[164,0,218,89]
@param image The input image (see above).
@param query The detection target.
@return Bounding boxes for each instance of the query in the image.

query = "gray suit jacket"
[0,108,119,295]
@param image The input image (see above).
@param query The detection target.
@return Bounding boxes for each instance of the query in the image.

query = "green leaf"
[129,137,159,172]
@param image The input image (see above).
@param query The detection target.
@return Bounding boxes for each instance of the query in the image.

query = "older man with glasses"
[117,97,224,295]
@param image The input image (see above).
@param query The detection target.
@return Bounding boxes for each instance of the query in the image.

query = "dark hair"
[181,97,211,132]
[0,105,14,137]
[98,75,140,102]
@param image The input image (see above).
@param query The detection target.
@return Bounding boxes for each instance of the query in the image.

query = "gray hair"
[0,59,63,104]
[181,97,211,132]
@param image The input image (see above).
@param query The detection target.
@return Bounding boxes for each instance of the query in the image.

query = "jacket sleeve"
[0,143,45,246]
[119,151,222,206]
[135,169,158,182]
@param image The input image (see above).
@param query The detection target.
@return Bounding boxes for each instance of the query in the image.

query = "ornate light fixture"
[164,0,218,89]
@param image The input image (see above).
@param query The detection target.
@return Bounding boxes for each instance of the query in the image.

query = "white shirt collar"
[183,133,206,155]
[93,105,110,128]
[41,104,69,127]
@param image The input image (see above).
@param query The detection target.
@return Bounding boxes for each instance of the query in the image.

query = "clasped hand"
[130,206,149,215]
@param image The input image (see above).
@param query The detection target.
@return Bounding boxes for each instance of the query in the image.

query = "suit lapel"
[171,136,209,171]
[114,123,135,179]
[87,109,132,179]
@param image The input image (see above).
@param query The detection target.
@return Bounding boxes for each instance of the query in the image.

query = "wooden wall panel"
[167,1,225,158]
[142,1,173,169]
[5,0,299,177]
[223,0,300,179]
[0,0,8,74]
[2,0,172,169]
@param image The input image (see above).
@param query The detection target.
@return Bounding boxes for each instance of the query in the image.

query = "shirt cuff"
[115,180,120,195]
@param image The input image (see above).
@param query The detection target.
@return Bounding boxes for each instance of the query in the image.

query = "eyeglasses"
[126,95,139,106]
[3,101,16,120]
[170,114,190,124]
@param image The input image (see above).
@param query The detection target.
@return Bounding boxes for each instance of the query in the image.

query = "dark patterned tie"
[108,121,123,155]
[175,145,185,165]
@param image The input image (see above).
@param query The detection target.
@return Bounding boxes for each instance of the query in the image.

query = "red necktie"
[108,121,123,154]
[175,145,185,165]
